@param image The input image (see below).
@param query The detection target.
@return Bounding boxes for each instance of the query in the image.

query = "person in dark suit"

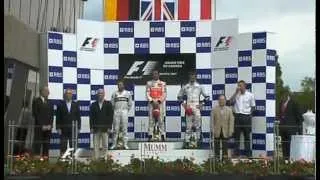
[279,92,303,159]
[56,89,81,155]
[89,89,113,160]
[32,86,54,158]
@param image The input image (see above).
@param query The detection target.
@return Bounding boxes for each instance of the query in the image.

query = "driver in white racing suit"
[177,71,210,146]
[110,80,133,149]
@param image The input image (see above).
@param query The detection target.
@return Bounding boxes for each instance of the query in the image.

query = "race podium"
[290,135,315,162]
[106,141,212,165]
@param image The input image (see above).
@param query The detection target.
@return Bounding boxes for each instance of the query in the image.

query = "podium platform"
[62,141,212,165]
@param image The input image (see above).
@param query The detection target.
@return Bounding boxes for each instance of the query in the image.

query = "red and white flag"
[177,0,214,20]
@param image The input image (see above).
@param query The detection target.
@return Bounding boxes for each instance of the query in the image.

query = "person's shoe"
[110,144,117,150]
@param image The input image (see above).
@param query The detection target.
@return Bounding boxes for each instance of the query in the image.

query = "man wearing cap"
[146,70,167,141]
[177,71,210,148]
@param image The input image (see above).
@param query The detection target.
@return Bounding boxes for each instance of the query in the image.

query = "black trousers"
[279,127,295,159]
[60,130,73,154]
[14,128,28,155]
[214,130,228,158]
[234,113,251,156]
[33,127,51,156]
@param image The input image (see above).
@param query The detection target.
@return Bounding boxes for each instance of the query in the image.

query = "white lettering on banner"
[196,42,211,48]
[165,43,180,48]
[167,106,180,111]
[252,139,266,145]
[104,75,118,80]
[256,106,265,111]
[197,74,211,79]
[119,27,133,33]
[63,56,76,63]
[49,38,62,45]
[49,72,62,78]
[135,43,149,48]
[78,138,90,144]
[212,90,224,95]
[202,106,211,111]
[151,27,164,32]
[105,43,118,49]
[202,138,210,143]
[225,73,237,79]
[239,56,251,62]
[253,38,266,44]
[78,74,90,79]
[181,27,195,32]
[267,122,273,129]
[267,55,275,61]
[80,106,89,111]
[135,106,148,111]
[91,90,98,95]
[252,72,266,78]
[140,142,175,156]
[266,89,275,94]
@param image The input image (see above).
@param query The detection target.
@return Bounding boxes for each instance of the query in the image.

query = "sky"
[83,0,315,92]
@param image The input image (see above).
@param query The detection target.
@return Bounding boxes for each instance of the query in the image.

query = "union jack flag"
[140,0,176,21]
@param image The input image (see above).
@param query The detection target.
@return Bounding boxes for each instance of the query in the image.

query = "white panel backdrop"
[47,19,276,158]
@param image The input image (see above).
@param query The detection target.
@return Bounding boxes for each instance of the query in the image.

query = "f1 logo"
[215,36,232,47]
[126,61,158,76]
[80,37,99,51]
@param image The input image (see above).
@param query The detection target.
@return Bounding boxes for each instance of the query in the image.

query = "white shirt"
[40,96,46,103]
[233,91,255,115]
[98,101,104,110]
[66,101,72,113]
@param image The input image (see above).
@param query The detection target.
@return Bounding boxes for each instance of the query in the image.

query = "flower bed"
[6,155,315,177]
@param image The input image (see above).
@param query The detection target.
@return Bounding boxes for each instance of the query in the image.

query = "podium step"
[128,141,184,150]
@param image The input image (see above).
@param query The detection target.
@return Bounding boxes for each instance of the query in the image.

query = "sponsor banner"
[212,84,225,100]
[63,51,77,67]
[78,100,90,116]
[119,22,134,37]
[196,69,212,84]
[238,50,252,67]
[252,133,266,150]
[266,117,274,133]
[225,67,238,84]
[139,142,174,156]
[252,66,266,83]
[166,101,181,116]
[48,32,63,50]
[119,54,195,85]
[267,49,276,66]
[104,38,119,54]
[49,66,63,83]
[252,32,266,50]
[196,37,211,53]
[254,100,266,117]
[77,68,91,84]
[165,38,180,54]
[150,22,165,37]
[104,70,118,85]
[266,83,275,100]
[135,101,149,116]
[180,21,196,37]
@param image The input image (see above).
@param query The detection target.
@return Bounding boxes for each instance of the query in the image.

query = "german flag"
[103,0,140,21]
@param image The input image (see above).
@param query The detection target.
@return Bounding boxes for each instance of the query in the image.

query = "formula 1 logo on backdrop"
[214,36,232,51]
[126,61,158,77]
[80,37,99,51]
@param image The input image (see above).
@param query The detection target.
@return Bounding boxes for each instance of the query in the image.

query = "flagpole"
[175,0,178,20]
[213,0,216,20]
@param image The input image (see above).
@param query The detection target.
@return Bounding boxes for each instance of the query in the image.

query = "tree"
[293,77,315,112]
[276,57,291,117]
[301,77,315,92]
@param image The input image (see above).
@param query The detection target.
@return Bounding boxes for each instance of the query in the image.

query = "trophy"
[302,110,315,135]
